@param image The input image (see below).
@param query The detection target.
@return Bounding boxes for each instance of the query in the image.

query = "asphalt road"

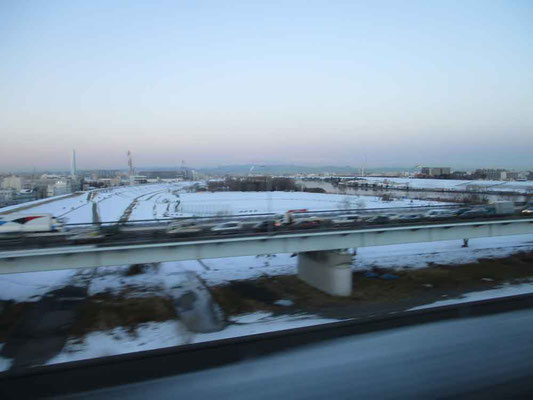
[70,308,533,399]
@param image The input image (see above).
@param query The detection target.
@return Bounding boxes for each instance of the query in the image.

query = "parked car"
[210,221,244,234]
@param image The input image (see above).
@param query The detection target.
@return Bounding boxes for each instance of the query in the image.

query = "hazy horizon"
[1,161,531,175]
[1,1,532,170]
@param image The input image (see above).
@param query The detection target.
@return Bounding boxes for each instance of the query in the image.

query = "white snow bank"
[362,177,533,193]
[177,191,441,216]
[194,313,337,343]
[409,282,533,310]
[46,321,186,365]
[0,194,73,213]
[0,269,78,302]
[354,234,533,270]
[43,313,337,366]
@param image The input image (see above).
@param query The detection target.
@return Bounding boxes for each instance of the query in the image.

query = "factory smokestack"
[71,149,77,178]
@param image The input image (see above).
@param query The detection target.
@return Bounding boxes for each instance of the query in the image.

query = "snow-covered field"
[1,184,445,223]
[361,177,533,193]
[0,183,195,223]
[176,191,439,216]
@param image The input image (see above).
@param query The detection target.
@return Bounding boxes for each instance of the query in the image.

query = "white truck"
[0,213,62,234]
[490,201,515,216]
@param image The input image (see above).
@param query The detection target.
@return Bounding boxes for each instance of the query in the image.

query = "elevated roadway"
[0,217,532,274]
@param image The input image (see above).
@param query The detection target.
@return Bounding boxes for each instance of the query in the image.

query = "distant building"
[0,188,37,207]
[47,180,72,197]
[180,168,196,180]
[473,169,507,181]
[450,171,468,179]
[504,171,528,181]
[0,188,15,203]
[1,175,23,191]
[420,167,451,177]
[130,175,148,185]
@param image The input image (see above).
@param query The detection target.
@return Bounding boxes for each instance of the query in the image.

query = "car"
[252,220,280,232]
[331,215,361,225]
[67,229,104,244]
[210,221,244,234]
[458,208,493,219]
[291,217,324,230]
[426,210,455,220]
[453,207,472,216]
[398,213,424,222]
[366,215,390,224]
[521,207,533,216]
[167,220,203,235]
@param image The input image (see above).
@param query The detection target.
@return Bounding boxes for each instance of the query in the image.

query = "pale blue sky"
[1,0,532,170]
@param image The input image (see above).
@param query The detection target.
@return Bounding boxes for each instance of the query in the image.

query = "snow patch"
[409,282,533,310]
[0,269,78,302]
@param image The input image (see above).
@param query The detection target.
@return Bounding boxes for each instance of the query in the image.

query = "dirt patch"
[0,301,27,343]
[123,263,160,277]
[70,294,177,336]
[0,293,177,352]
[211,251,533,319]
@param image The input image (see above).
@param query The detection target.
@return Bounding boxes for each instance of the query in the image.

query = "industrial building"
[420,167,451,177]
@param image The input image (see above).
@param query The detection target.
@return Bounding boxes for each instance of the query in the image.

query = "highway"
[0,216,532,273]
[0,204,531,252]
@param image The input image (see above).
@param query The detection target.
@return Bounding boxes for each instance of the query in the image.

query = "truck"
[490,201,515,216]
[0,213,62,234]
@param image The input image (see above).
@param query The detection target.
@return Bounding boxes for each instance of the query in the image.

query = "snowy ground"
[176,191,441,216]
[361,177,533,193]
[0,193,74,214]
[0,183,196,223]
[45,312,337,365]
[409,282,533,310]
[1,184,445,224]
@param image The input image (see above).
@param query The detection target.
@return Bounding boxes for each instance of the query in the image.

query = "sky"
[1,0,532,171]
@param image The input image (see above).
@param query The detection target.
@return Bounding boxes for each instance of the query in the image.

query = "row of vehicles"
[164,201,531,236]
[0,202,532,246]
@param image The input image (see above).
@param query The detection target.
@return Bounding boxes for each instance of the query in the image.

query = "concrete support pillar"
[297,250,353,296]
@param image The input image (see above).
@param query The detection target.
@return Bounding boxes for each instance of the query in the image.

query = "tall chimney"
[71,149,77,178]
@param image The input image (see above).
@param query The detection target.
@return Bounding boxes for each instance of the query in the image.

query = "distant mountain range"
[5,164,418,176]
[193,164,416,176]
